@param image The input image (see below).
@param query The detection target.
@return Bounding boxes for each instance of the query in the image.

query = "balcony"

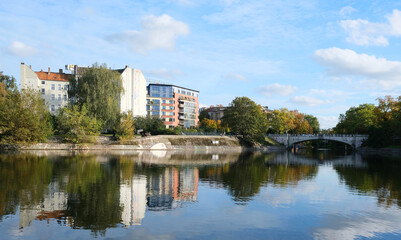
[179,115,184,120]
[179,104,184,108]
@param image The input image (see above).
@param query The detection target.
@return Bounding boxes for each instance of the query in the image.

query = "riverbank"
[358,147,401,157]
[0,135,286,152]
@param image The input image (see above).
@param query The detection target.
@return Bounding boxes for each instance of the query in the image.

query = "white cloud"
[221,73,248,81]
[257,83,297,98]
[144,68,183,80]
[314,47,401,89]
[316,116,338,129]
[7,41,37,57]
[108,14,189,54]
[340,9,401,46]
[339,6,357,18]
[290,96,324,107]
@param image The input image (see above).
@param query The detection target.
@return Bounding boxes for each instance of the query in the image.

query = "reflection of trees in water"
[199,152,318,203]
[0,154,53,219]
[334,155,401,208]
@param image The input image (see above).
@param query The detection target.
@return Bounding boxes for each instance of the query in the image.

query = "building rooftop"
[35,69,71,82]
[148,83,199,93]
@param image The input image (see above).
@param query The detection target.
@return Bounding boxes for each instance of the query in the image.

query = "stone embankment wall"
[0,135,243,151]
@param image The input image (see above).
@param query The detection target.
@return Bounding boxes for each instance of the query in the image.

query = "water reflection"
[0,151,401,239]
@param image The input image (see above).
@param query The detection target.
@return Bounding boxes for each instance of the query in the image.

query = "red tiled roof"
[35,70,71,82]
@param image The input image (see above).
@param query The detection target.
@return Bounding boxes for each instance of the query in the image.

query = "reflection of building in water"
[19,182,68,228]
[119,177,147,226]
[147,167,199,210]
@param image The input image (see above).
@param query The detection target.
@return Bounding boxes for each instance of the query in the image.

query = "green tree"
[222,97,268,145]
[0,75,52,144]
[198,109,210,122]
[114,111,135,141]
[304,114,320,133]
[68,63,123,130]
[334,104,376,134]
[134,116,166,135]
[56,105,101,143]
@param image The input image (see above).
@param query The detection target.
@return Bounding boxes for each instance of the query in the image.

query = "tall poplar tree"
[68,63,123,130]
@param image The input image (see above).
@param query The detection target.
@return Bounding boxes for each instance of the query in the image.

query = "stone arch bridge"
[268,134,368,149]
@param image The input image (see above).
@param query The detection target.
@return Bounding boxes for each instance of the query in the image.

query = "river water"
[0,150,401,240]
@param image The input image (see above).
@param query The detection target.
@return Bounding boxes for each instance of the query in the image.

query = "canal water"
[0,150,401,239]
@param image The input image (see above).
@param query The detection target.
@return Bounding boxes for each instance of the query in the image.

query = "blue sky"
[1,0,401,129]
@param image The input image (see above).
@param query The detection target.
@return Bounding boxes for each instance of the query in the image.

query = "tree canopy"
[222,97,268,145]
[334,104,376,134]
[0,74,52,143]
[68,63,123,130]
[267,108,316,134]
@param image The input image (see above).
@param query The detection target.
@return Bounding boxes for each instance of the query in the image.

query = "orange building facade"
[147,84,199,128]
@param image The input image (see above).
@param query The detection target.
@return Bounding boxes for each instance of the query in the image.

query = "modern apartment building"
[20,63,70,113]
[147,84,199,128]
[20,63,147,116]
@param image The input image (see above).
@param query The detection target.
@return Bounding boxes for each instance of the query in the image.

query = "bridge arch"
[290,138,354,149]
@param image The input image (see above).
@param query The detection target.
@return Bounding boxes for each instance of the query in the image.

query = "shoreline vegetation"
[2,69,400,150]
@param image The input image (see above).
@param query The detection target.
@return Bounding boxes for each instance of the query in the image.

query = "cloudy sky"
[1,0,401,129]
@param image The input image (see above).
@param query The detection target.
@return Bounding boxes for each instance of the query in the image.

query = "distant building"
[147,84,199,128]
[20,63,70,114]
[207,105,227,122]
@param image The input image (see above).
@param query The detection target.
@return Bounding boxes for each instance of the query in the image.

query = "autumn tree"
[200,118,217,132]
[267,108,315,134]
[222,97,268,145]
[68,63,123,131]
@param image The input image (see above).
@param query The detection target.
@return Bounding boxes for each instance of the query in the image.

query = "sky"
[1,0,401,129]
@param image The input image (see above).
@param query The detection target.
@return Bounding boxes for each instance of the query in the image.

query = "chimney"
[48,67,50,74]
[59,69,63,74]
[29,65,31,69]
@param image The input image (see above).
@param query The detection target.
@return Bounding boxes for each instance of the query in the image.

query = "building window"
[50,105,55,112]
[169,118,174,122]
[169,106,174,110]
[162,106,166,110]
[64,85,68,90]
[58,84,61,90]
[51,94,55,100]
[58,94,61,101]
[41,81,45,84]
[41,89,45,94]
[162,100,166,103]
[51,84,55,90]
[146,105,150,111]
[169,100,174,104]
[63,95,67,100]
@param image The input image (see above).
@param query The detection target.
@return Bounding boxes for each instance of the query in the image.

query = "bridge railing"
[268,134,368,137]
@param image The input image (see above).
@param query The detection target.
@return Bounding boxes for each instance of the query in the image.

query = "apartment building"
[147,84,199,128]
[21,63,147,116]
[20,63,70,113]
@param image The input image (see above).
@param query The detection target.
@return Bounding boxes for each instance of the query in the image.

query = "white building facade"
[119,66,147,117]
[20,63,70,114]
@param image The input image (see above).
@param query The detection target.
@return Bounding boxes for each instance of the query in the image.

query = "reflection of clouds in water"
[261,181,322,207]
[313,207,401,240]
